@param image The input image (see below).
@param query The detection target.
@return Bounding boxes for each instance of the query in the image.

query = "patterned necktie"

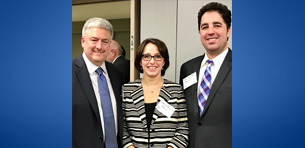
[198,60,213,116]
[96,68,118,148]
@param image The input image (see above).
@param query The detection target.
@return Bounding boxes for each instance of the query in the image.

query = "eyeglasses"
[142,54,163,61]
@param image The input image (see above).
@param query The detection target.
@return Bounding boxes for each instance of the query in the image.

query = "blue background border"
[233,0,305,147]
[0,0,71,147]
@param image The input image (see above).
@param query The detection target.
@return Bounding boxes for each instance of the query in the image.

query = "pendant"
[151,90,154,93]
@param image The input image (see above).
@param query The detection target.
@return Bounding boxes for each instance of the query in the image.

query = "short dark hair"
[135,38,170,76]
[120,45,126,57]
[198,2,232,31]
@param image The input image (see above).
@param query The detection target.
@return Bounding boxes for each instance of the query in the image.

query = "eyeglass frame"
[141,54,164,61]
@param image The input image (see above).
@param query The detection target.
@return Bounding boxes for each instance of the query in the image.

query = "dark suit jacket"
[113,56,130,84]
[72,55,124,148]
[179,49,232,148]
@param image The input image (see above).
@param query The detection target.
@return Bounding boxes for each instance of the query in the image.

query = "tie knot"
[207,60,213,66]
[96,67,103,75]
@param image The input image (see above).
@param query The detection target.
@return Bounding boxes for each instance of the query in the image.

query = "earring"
[140,67,143,70]
[162,67,164,70]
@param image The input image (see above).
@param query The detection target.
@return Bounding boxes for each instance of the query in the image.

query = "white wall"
[141,0,177,81]
[141,0,232,83]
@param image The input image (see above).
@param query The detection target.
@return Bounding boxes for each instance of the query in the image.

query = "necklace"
[142,79,163,93]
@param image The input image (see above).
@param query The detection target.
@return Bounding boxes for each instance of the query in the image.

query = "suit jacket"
[179,49,232,148]
[122,79,189,148]
[113,56,130,84]
[72,55,124,148]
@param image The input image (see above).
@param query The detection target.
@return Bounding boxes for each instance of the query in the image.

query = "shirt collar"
[112,55,121,64]
[82,52,107,75]
[202,48,229,66]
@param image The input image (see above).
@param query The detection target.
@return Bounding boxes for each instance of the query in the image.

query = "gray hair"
[82,17,113,39]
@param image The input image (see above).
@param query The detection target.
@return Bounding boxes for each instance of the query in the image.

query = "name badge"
[156,99,175,118]
[183,72,197,89]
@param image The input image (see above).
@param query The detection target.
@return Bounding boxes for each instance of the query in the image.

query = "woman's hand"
[127,145,135,148]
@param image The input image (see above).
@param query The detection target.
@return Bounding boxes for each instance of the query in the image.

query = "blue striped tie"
[198,60,213,116]
[96,68,118,148]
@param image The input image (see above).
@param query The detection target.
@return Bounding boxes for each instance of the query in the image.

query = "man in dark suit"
[106,40,130,84]
[72,17,124,148]
[179,2,232,148]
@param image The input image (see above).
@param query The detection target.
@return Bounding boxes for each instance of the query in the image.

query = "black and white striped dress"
[122,79,188,148]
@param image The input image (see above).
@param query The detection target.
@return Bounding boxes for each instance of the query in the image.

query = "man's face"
[81,27,111,67]
[200,11,230,58]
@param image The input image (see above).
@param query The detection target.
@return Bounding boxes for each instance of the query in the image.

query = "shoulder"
[122,79,141,89]
[163,79,183,90]
[72,55,84,70]
[106,61,121,72]
[124,79,141,86]
[181,55,204,68]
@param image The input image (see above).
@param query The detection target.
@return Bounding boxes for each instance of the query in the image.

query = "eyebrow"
[201,21,222,27]
[89,37,98,39]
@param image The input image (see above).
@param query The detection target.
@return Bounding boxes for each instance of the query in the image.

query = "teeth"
[208,38,216,41]
[148,67,156,69]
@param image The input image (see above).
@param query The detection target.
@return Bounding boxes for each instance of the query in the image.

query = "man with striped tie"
[179,2,232,148]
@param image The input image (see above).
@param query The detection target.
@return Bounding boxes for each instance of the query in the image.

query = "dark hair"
[198,2,231,31]
[120,45,126,57]
[135,38,170,76]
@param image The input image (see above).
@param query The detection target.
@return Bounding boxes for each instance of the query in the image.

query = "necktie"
[198,60,213,116]
[96,68,118,148]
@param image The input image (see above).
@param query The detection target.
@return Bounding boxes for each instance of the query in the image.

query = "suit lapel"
[74,56,101,123]
[151,80,172,125]
[201,50,232,117]
[106,62,121,104]
[130,80,148,127]
[189,56,204,121]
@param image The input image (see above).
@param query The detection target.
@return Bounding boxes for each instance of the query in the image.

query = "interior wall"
[72,18,130,59]
[141,0,232,83]
[140,0,177,82]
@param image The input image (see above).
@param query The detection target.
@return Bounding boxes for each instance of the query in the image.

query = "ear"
[110,49,115,57]
[81,37,85,48]
[227,27,231,38]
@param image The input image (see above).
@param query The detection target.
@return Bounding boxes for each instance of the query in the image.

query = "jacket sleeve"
[122,85,134,148]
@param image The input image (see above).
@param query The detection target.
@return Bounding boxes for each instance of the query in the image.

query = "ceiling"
[72,0,130,22]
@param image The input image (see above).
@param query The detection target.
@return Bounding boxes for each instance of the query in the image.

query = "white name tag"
[156,99,175,118]
[183,72,197,89]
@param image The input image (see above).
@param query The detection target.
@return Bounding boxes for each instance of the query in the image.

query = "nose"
[207,27,215,34]
[96,40,102,50]
[149,57,156,63]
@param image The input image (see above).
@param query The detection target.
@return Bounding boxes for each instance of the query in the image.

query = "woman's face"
[140,43,165,78]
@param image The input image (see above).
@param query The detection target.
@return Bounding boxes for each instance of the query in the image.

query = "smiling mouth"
[207,38,217,41]
[148,67,157,69]
[94,50,104,54]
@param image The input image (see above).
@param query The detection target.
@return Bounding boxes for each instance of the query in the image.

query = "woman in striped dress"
[122,38,188,148]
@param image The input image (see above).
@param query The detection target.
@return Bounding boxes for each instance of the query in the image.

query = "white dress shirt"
[82,53,118,140]
[197,48,229,100]
[112,55,121,64]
